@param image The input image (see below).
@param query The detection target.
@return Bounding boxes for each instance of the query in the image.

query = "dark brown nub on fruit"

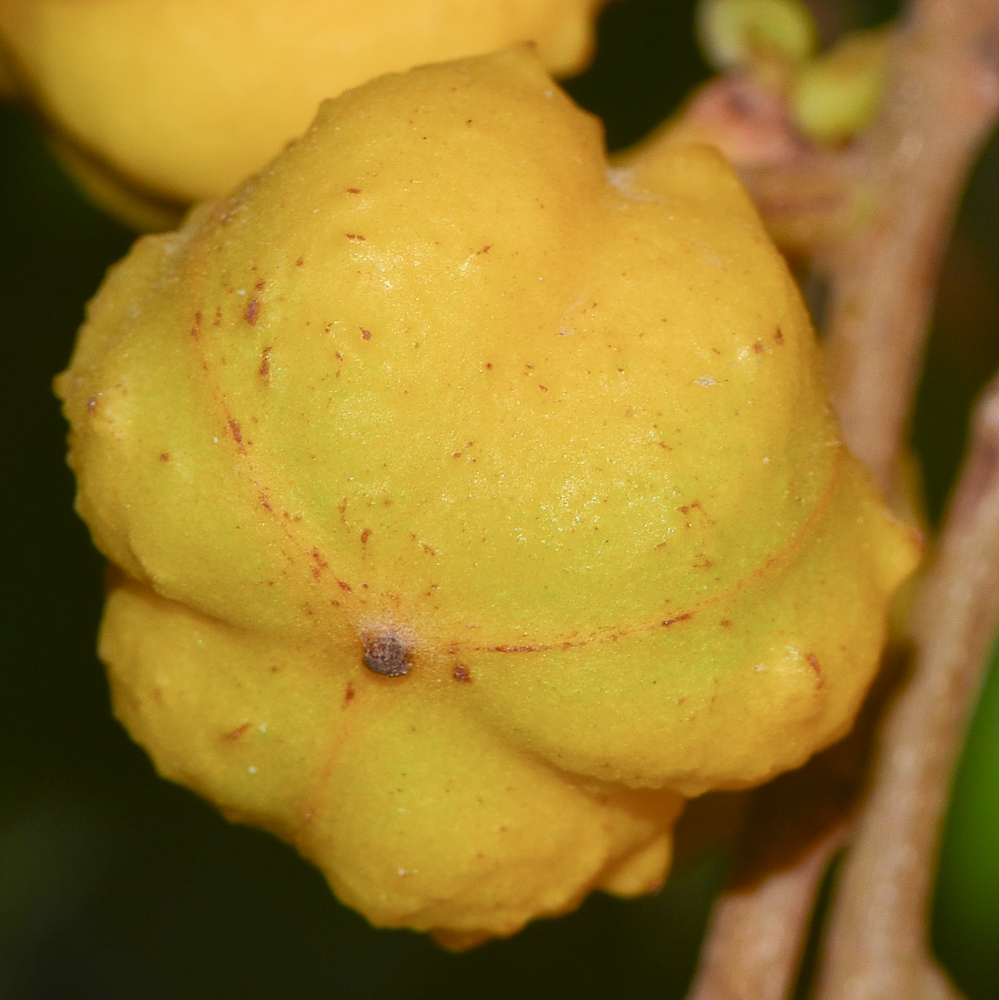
[362,633,412,677]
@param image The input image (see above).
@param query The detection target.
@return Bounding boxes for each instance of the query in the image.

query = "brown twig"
[686,832,842,1000]
[821,0,999,504]
[685,768,850,1000]
[814,374,999,999]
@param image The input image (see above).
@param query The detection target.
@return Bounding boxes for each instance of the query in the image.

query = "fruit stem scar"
[363,632,412,677]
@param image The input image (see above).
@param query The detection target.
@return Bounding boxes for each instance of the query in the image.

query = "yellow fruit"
[56,46,919,945]
[0,0,604,227]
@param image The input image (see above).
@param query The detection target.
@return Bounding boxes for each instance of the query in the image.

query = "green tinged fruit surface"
[791,28,890,144]
[56,46,919,944]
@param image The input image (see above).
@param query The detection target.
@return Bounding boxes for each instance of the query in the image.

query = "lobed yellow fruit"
[0,0,604,227]
[56,46,919,946]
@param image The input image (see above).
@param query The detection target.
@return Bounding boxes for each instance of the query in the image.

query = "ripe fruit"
[0,0,604,228]
[56,46,919,946]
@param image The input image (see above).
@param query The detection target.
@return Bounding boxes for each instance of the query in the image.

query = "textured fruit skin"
[56,48,919,944]
[0,0,604,222]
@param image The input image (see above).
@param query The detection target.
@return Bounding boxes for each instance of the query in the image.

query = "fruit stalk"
[687,828,845,1000]
[815,375,999,996]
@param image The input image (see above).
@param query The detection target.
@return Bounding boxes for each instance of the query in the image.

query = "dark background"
[1,1,996,997]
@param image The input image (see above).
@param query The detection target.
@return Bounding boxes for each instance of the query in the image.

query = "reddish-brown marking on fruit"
[453,664,472,682]
[490,644,545,653]
[477,245,492,254]
[87,396,97,414]
[753,340,764,354]
[422,543,435,556]
[344,682,355,704]
[347,188,361,194]
[679,500,714,522]
[338,580,352,592]
[223,722,250,741]
[312,548,328,569]
[212,307,222,327]
[245,296,260,326]
[720,619,732,627]
[228,419,243,446]
[296,256,304,266]
[363,633,412,677]
[775,326,784,344]
[159,453,169,462]
[485,362,493,369]
[539,385,549,392]
[361,529,372,545]
[346,233,366,241]
[662,614,692,627]
[361,328,372,340]
[806,653,825,687]
[260,346,272,381]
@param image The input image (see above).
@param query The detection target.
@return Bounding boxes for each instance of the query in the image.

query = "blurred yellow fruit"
[56,47,919,945]
[791,28,890,144]
[695,0,817,72]
[0,0,605,227]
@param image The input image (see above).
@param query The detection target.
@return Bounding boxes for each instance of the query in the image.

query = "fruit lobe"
[56,47,919,944]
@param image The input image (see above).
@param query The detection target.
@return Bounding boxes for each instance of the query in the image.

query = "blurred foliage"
[0,0,995,997]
